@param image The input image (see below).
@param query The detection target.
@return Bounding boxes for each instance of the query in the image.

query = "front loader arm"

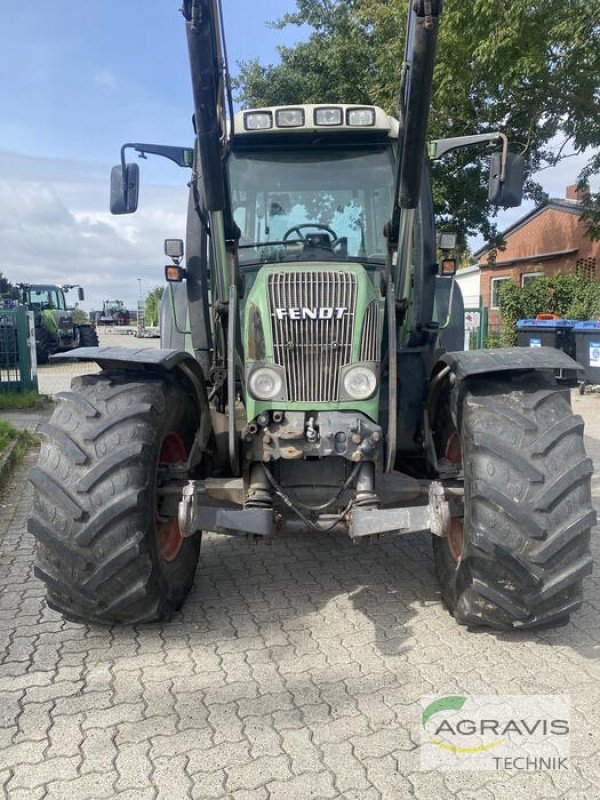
[182,0,227,214]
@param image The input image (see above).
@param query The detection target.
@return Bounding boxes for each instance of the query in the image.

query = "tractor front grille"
[268,271,357,402]
[360,302,380,362]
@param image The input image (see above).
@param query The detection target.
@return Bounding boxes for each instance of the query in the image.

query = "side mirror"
[78,288,85,302]
[164,239,184,259]
[110,163,140,215]
[489,151,524,208]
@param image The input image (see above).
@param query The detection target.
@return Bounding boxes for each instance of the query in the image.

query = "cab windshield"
[28,287,66,311]
[228,145,395,268]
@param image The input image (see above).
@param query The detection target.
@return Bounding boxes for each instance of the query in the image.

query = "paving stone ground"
[0,376,599,799]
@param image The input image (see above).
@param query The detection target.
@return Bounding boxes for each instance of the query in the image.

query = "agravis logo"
[420,694,570,771]
[422,696,504,753]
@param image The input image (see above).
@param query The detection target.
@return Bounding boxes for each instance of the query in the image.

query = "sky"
[0,1,597,311]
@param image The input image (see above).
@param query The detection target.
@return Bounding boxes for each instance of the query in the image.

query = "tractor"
[29,0,594,629]
[95,298,131,327]
[17,283,98,364]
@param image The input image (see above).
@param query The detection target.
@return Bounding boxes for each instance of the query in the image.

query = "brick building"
[475,185,599,328]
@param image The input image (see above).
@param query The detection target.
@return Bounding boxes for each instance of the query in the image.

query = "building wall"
[478,205,600,328]
[455,267,480,308]
[479,207,597,266]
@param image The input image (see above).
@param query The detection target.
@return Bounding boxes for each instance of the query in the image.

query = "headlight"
[249,367,283,400]
[244,111,273,131]
[342,366,377,400]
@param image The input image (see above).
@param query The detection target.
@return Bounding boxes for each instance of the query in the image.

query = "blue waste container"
[516,318,578,385]
[573,321,600,388]
[516,318,576,355]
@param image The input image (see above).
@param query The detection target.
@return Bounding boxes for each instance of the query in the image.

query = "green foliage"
[144,286,164,327]
[485,333,503,349]
[0,418,36,461]
[71,308,88,324]
[234,0,600,246]
[0,272,14,299]
[498,272,600,346]
[0,391,42,410]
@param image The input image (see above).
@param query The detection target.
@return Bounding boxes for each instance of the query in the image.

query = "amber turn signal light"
[440,258,457,276]
[165,265,187,282]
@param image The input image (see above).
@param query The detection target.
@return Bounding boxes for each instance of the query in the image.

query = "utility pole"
[137,278,144,337]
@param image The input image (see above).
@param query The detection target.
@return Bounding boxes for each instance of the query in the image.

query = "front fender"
[51,346,209,408]
[425,346,582,465]
[436,346,581,380]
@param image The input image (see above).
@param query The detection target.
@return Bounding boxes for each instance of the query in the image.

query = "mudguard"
[437,346,582,380]
[51,346,208,406]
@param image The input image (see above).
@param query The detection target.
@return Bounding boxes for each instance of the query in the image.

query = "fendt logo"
[275,307,347,321]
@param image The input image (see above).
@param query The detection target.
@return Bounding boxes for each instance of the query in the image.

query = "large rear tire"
[28,371,203,625]
[433,374,595,630]
[77,325,99,347]
[35,326,50,365]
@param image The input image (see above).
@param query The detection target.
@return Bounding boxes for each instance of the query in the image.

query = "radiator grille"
[360,302,379,362]
[268,271,357,402]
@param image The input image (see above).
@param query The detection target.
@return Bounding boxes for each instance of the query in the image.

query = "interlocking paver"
[224,753,291,793]
[267,770,339,800]
[114,740,152,791]
[1,390,600,798]
[46,771,116,799]
[8,788,47,800]
[8,755,81,791]
[80,726,118,774]
[152,754,193,799]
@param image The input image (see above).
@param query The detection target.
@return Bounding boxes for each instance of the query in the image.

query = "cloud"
[0,149,187,311]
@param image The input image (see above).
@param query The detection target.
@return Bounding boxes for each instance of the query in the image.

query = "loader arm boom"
[182,0,236,305]
[397,0,442,211]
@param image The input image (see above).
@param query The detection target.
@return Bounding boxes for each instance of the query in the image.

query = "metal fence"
[0,307,38,392]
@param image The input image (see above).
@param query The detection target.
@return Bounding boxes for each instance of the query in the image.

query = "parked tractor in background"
[95,299,130,327]
[17,283,98,364]
[29,0,594,630]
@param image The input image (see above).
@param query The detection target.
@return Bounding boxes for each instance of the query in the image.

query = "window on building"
[490,277,512,309]
[521,272,544,287]
[576,258,597,281]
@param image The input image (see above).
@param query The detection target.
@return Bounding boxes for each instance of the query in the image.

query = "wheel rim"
[445,431,462,464]
[447,517,464,563]
[157,432,186,562]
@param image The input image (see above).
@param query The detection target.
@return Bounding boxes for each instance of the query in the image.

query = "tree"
[144,286,164,327]
[0,272,14,298]
[235,0,600,249]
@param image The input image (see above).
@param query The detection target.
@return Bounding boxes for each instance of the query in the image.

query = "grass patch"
[0,391,44,410]
[0,418,37,460]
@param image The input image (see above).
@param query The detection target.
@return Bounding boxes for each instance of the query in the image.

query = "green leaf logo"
[422,695,467,728]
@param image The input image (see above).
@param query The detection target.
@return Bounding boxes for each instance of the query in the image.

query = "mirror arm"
[429,132,508,165]
[120,143,194,170]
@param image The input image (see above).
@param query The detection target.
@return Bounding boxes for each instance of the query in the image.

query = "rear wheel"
[433,374,595,630]
[36,326,50,364]
[77,325,99,347]
[28,371,203,624]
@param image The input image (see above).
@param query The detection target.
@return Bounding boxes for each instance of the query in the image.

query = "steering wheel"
[283,223,339,244]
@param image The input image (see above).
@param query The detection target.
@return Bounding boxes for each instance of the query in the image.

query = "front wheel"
[433,375,595,630]
[28,371,203,625]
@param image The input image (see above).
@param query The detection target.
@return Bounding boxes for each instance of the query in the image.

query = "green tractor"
[95,299,131,327]
[17,283,98,364]
[29,0,594,629]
